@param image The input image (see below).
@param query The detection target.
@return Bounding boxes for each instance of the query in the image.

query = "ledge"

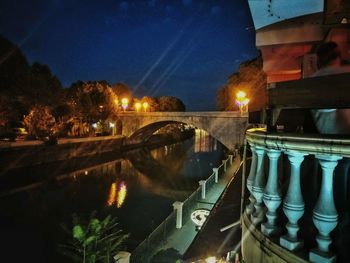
[242,213,308,263]
[246,128,350,157]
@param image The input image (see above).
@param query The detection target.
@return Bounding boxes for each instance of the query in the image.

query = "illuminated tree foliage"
[66,81,118,123]
[23,105,56,139]
[217,56,267,112]
[59,213,129,263]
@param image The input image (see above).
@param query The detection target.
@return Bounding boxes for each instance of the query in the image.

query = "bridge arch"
[118,112,247,151]
[127,120,227,149]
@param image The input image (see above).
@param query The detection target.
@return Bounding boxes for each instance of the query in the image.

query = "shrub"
[59,213,129,263]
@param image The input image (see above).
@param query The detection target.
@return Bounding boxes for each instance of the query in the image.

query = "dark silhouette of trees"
[110,82,132,99]
[66,81,116,123]
[217,56,267,112]
[155,96,186,112]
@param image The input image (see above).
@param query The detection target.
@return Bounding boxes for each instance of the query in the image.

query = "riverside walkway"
[129,153,241,262]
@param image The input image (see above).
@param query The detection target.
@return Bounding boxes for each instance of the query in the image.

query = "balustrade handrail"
[131,155,232,262]
[246,128,350,157]
[244,128,349,263]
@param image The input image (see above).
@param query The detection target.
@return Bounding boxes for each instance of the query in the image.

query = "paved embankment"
[151,155,241,260]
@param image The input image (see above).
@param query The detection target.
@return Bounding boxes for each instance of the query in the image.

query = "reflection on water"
[0,129,226,263]
[107,181,127,208]
[194,129,217,153]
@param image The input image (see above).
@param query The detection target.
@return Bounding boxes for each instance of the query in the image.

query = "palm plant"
[59,213,129,263]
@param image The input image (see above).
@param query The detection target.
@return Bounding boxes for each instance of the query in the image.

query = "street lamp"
[235,91,249,114]
[121,98,129,112]
[142,101,149,112]
[134,102,142,112]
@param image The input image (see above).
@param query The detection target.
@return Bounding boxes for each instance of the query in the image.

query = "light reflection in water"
[194,129,217,153]
[107,181,127,208]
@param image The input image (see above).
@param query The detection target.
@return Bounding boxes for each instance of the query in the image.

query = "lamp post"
[235,91,249,115]
[134,102,141,112]
[121,98,129,112]
[142,102,149,112]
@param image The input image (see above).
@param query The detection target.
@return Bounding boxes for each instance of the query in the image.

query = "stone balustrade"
[245,128,350,263]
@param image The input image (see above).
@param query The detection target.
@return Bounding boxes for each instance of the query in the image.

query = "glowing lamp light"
[236,91,246,100]
[92,123,97,129]
[235,90,249,114]
[134,102,142,112]
[142,101,149,112]
[109,122,115,128]
[121,98,129,111]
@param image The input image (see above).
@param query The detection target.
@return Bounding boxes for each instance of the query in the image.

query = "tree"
[30,62,63,105]
[155,96,186,112]
[66,81,116,123]
[110,82,132,100]
[23,105,56,139]
[217,55,267,112]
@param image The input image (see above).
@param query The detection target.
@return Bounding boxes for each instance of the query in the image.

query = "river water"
[0,130,226,263]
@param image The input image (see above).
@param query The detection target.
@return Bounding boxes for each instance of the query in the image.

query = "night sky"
[0,0,258,110]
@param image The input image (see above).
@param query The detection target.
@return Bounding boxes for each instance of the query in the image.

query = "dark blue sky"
[0,0,258,110]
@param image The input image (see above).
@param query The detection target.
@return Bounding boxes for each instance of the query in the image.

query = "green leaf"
[84,236,96,246]
[73,225,85,242]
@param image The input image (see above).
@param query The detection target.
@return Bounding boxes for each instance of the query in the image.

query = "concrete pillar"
[280,151,307,251]
[199,180,206,199]
[114,251,131,263]
[173,201,183,229]
[251,146,266,221]
[310,155,342,263]
[246,143,257,215]
[222,159,227,172]
[262,149,282,236]
[213,168,219,183]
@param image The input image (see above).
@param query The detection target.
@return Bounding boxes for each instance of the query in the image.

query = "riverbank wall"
[0,136,126,170]
[0,129,195,171]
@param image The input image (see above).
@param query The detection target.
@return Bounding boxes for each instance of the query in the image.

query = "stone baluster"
[262,149,282,236]
[173,201,183,229]
[222,159,227,172]
[228,154,233,165]
[251,146,266,222]
[199,180,206,199]
[280,151,307,251]
[213,168,219,183]
[246,143,257,215]
[309,155,342,263]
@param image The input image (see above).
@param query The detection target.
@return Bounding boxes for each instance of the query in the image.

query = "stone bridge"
[117,112,248,151]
